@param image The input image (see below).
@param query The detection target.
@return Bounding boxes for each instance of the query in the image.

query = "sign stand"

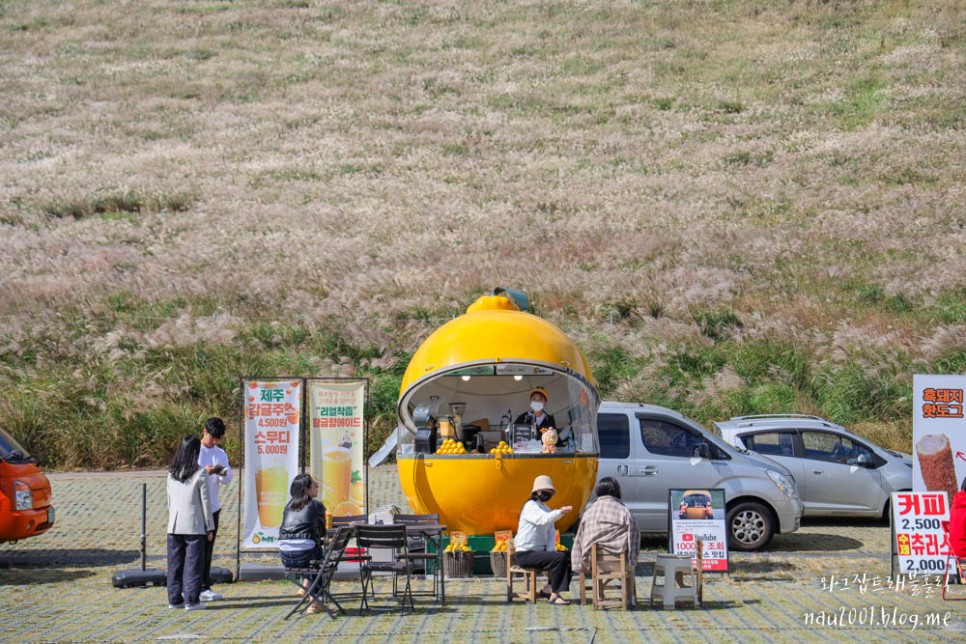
[890,491,951,579]
[667,488,729,574]
[236,377,304,581]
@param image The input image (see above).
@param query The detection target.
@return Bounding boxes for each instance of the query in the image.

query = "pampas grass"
[0,0,963,466]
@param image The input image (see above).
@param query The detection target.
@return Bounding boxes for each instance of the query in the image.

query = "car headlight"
[14,481,33,510]
[767,469,799,499]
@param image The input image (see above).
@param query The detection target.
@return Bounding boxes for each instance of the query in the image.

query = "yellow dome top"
[399,295,595,397]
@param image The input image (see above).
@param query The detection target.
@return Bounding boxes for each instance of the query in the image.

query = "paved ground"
[1,466,963,642]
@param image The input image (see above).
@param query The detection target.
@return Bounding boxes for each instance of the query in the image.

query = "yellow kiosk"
[396,291,600,535]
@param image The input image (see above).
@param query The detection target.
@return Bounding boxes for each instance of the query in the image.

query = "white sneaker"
[199,590,223,602]
[184,603,207,611]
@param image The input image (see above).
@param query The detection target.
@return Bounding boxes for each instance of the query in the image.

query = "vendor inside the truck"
[515,388,566,447]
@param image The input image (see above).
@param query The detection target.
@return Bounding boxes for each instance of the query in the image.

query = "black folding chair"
[394,514,441,600]
[285,526,353,619]
[356,524,414,615]
[331,514,368,528]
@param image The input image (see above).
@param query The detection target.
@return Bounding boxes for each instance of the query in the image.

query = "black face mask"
[537,491,554,503]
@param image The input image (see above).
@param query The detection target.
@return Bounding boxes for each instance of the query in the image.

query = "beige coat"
[166,469,215,535]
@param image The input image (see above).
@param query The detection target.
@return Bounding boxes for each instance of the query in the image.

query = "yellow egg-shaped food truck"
[395,290,599,535]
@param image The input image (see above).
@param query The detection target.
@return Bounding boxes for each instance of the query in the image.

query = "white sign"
[668,489,729,572]
[891,491,951,574]
[912,375,965,501]
[241,379,302,550]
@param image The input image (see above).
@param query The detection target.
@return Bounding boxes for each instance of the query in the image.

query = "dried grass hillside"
[1,0,963,469]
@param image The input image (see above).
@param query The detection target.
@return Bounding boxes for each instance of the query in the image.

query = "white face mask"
[531,401,544,413]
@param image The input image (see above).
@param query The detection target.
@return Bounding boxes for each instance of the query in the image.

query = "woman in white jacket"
[166,435,215,611]
[514,475,574,605]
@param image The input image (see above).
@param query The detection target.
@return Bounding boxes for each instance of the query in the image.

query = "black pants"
[167,533,206,605]
[202,509,220,591]
[514,550,572,594]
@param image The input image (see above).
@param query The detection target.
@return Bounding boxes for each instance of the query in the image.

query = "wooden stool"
[506,538,548,603]
[578,567,594,605]
[591,544,632,610]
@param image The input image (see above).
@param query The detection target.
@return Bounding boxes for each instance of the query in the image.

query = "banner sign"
[308,380,367,517]
[241,379,302,549]
[912,374,965,501]
[891,491,951,574]
[668,489,729,572]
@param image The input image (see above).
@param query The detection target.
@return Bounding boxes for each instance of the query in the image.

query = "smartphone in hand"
[212,464,225,475]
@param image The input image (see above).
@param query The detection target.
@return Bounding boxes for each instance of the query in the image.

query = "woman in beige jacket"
[166,435,215,611]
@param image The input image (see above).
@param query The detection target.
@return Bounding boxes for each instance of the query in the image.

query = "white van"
[596,402,803,551]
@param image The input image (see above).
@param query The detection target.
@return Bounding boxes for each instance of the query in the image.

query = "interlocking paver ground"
[1,466,963,642]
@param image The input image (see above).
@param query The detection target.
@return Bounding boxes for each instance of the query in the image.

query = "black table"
[332,522,448,605]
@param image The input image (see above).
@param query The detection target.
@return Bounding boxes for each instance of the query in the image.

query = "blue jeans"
[167,533,206,605]
[280,543,323,569]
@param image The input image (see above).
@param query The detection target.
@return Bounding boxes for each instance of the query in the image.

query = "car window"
[0,427,31,462]
[640,419,704,457]
[742,431,795,457]
[801,431,871,465]
[597,413,630,459]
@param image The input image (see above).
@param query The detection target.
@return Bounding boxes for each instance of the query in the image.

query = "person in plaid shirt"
[571,477,640,602]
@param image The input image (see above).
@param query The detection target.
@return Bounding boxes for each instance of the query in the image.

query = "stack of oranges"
[436,438,467,455]
[488,441,513,455]
[490,539,509,553]
[444,542,472,553]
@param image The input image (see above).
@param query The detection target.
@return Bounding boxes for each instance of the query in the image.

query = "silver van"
[596,402,803,551]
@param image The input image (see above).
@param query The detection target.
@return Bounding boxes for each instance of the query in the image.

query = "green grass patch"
[832,74,886,130]
[42,190,193,220]
[589,344,646,399]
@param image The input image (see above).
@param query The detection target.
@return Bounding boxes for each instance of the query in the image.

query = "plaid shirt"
[570,495,640,573]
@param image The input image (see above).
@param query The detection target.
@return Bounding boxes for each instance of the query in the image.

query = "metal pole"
[140,482,147,571]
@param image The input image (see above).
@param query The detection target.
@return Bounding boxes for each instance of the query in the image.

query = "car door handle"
[812,470,823,475]
[617,465,628,476]
[640,467,658,476]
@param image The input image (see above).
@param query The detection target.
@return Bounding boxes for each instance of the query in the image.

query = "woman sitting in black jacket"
[279,473,327,566]
[278,474,327,612]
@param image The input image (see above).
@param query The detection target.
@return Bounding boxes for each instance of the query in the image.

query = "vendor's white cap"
[531,475,556,493]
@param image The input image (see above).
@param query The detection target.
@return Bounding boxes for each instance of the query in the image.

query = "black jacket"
[279,498,326,543]
[514,411,565,446]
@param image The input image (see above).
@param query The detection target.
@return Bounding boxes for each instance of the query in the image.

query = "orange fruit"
[333,500,362,516]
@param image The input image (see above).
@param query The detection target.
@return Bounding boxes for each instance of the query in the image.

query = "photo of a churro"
[915,433,958,501]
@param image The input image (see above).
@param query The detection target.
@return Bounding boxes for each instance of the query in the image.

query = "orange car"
[678,490,715,520]
[0,427,54,543]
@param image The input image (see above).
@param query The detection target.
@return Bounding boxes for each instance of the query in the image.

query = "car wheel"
[727,502,774,551]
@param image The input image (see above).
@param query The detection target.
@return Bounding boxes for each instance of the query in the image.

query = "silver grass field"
[0,0,963,468]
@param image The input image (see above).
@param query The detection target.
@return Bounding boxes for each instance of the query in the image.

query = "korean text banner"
[668,489,729,572]
[241,379,301,549]
[308,380,367,517]
[912,374,965,501]
[891,492,951,574]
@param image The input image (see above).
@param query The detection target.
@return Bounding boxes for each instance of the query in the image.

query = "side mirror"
[855,453,873,467]
[692,443,711,460]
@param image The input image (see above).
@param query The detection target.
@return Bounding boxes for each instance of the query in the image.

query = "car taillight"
[14,480,33,510]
